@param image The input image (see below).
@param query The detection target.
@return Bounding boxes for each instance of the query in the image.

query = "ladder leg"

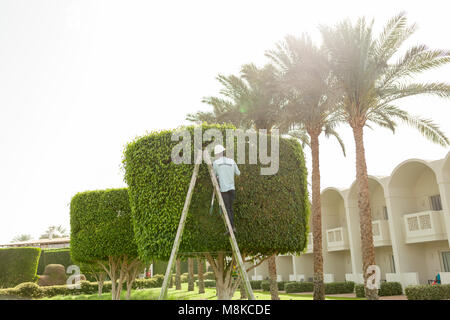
[204,150,255,300]
[158,152,202,300]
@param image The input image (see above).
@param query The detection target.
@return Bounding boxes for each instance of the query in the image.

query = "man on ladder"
[213,144,240,235]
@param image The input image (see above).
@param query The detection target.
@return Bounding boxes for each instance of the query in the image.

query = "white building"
[251,152,450,288]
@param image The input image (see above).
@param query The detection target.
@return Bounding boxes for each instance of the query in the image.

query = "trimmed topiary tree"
[0,247,41,288]
[70,188,143,300]
[123,124,310,299]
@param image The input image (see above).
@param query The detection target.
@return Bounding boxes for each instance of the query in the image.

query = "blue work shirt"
[213,156,240,192]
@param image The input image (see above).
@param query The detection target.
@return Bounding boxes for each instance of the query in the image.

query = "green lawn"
[41,283,364,300]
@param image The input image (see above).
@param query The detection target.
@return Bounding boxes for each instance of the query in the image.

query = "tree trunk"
[125,259,141,300]
[309,131,325,300]
[175,258,182,290]
[97,272,105,296]
[267,255,279,300]
[239,281,247,299]
[205,252,239,300]
[188,257,194,291]
[197,257,205,294]
[352,125,378,300]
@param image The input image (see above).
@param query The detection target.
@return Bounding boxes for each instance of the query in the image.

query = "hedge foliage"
[355,284,365,298]
[0,247,41,288]
[405,284,450,300]
[37,249,73,275]
[324,281,355,294]
[196,280,216,288]
[250,280,262,290]
[70,188,139,264]
[379,282,402,296]
[284,282,314,293]
[260,280,286,291]
[0,275,166,299]
[123,124,310,261]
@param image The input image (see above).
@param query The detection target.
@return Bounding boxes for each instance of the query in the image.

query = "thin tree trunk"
[97,272,105,296]
[267,255,279,300]
[309,131,325,300]
[175,258,181,290]
[239,281,247,299]
[352,125,378,300]
[197,257,205,294]
[188,257,194,291]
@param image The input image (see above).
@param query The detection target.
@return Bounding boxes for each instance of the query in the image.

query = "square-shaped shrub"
[379,282,402,296]
[0,247,41,288]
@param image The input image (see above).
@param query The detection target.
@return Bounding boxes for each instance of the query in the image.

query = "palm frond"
[401,114,449,147]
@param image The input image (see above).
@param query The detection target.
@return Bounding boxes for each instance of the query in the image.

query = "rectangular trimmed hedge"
[355,282,403,297]
[37,249,73,275]
[379,282,402,296]
[284,281,355,294]
[324,281,355,294]
[284,282,314,293]
[261,280,286,291]
[405,284,450,300]
[0,275,166,299]
[0,247,41,288]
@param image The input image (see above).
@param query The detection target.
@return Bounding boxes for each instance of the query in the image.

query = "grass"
[41,283,364,300]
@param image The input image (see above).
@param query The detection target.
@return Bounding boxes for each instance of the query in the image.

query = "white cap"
[214,144,225,155]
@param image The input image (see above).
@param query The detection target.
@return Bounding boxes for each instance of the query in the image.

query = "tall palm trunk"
[309,131,325,300]
[267,254,279,300]
[352,124,378,300]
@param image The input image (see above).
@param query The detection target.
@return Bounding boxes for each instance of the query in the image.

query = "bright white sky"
[0,0,449,244]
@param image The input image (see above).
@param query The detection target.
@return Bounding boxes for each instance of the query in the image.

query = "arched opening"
[347,177,395,282]
[388,160,448,284]
[319,188,352,282]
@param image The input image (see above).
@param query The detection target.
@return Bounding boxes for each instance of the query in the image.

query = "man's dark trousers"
[221,189,235,229]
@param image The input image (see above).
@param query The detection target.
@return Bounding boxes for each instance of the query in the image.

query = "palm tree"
[187,63,285,300]
[11,234,32,243]
[320,12,450,299]
[39,225,68,239]
[187,63,284,132]
[267,34,345,300]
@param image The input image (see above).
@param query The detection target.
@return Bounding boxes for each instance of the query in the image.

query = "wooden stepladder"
[158,150,255,300]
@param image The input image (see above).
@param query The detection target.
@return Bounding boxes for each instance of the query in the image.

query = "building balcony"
[372,219,391,247]
[326,227,350,251]
[403,210,447,244]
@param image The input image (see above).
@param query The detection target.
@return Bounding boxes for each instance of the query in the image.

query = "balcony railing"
[326,227,350,251]
[403,210,447,243]
[372,219,391,246]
